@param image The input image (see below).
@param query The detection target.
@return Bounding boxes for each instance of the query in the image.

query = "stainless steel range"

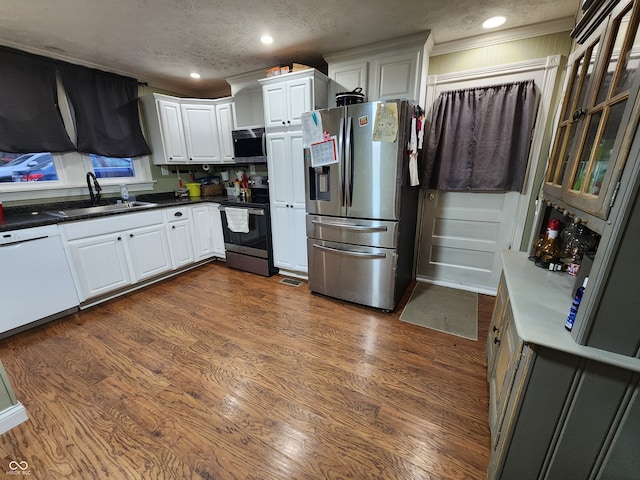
[219,176,277,277]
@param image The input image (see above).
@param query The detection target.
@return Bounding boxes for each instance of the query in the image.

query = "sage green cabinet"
[488,253,640,479]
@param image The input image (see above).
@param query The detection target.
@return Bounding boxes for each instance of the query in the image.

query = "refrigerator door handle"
[312,243,387,259]
[261,131,267,157]
[345,116,354,207]
[311,220,388,233]
[339,117,346,207]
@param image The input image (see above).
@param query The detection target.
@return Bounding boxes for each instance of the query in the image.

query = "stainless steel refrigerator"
[302,100,419,311]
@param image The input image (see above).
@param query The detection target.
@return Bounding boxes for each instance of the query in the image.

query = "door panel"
[417,190,519,294]
[304,107,345,216]
[307,238,397,310]
[347,101,404,220]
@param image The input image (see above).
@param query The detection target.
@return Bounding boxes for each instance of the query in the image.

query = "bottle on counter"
[535,219,562,270]
[120,184,129,204]
[565,277,589,332]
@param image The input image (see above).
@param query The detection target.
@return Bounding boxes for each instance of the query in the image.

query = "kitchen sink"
[45,201,158,218]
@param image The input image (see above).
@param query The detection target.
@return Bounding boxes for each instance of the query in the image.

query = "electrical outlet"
[160,166,169,176]
[249,165,256,175]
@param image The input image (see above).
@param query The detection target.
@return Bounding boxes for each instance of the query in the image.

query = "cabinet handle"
[174,211,183,217]
[492,326,499,333]
[172,225,176,229]
[129,234,134,238]
[287,120,291,124]
[572,107,585,121]
[282,121,286,125]
[117,236,122,241]
[494,337,501,345]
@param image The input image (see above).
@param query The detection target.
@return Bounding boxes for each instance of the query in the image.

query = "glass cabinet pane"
[613,8,640,96]
[578,41,601,109]
[571,112,602,191]
[597,7,634,104]
[586,99,628,195]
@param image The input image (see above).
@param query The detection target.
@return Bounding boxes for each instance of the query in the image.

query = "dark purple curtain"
[58,63,151,158]
[422,80,538,192]
[0,46,75,153]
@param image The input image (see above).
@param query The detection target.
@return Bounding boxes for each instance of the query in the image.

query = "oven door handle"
[312,243,387,259]
[220,206,265,216]
[311,220,387,232]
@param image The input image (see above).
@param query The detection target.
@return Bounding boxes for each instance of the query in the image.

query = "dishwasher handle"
[0,235,48,247]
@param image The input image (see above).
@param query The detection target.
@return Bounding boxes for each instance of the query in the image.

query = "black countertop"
[0,193,229,232]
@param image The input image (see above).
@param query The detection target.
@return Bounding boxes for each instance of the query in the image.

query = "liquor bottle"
[565,277,589,332]
[536,219,562,269]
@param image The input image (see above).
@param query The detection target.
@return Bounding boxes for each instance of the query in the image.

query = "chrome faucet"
[86,172,102,206]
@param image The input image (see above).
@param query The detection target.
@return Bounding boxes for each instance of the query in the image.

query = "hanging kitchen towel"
[408,116,420,186]
[225,207,249,233]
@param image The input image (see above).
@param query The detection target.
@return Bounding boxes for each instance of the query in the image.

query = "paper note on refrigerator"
[310,136,338,167]
[302,111,324,148]
[372,103,398,142]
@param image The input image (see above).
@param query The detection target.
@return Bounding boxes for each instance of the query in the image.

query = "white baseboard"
[0,403,28,435]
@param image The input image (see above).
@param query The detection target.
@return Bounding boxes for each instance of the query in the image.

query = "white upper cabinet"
[141,93,235,165]
[181,103,220,163]
[324,32,432,106]
[156,99,188,163]
[260,69,329,129]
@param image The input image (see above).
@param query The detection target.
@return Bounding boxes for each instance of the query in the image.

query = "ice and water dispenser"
[305,147,331,202]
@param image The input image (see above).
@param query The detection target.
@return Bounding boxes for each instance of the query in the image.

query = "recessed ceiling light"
[261,35,273,45]
[482,16,507,29]
[190,72,201,79]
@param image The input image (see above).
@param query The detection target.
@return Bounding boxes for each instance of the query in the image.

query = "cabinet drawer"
[61,210,164,240]
[164,206,190,222]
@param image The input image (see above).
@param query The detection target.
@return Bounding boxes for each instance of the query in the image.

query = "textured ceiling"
[0,0,580,97]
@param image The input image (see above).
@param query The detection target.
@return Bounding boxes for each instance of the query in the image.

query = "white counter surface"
[501,250,640,373]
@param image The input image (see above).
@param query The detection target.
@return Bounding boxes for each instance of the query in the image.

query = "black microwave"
[232,127,267,164]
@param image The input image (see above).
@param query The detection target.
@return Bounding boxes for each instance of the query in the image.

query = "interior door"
[417,59,560,294]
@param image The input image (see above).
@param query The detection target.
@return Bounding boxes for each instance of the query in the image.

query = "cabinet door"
[287,77,312,126]
[126,224,172,281]
[330,62,369,95]
[211,205,226,258]
[563,1,640,218]
[371,51,419,102]
[157,99,188,163]
[263,82,288,128]
[487,274,510,373]
[181,103,221,163]
[488,304,523,442]
[167,220,195,268]
[68,233,131,301]
[191,205,214,260]
[271,203,295,270]
[266,132,292,208]
[215,102,235,163]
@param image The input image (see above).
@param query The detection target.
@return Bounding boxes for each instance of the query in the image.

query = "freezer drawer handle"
[311,220,387,233]
[312,243,387,259]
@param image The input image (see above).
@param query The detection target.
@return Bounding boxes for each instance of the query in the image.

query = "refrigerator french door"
[303,100,418,311]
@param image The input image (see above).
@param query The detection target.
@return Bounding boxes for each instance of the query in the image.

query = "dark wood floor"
[0,261,494,479]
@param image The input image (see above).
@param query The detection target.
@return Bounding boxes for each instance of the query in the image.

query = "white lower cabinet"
[211,204,225,258]
[165,206,195,268]
[190,204,225,260]
[61,211,172,303]
[60,205,224,305]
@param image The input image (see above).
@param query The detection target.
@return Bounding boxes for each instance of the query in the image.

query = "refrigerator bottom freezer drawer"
[307,238,398,311]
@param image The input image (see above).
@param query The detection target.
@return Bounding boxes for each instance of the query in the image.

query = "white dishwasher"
[0,224,79,336]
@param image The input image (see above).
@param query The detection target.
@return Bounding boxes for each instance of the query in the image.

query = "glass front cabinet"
[544,0,640,224]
